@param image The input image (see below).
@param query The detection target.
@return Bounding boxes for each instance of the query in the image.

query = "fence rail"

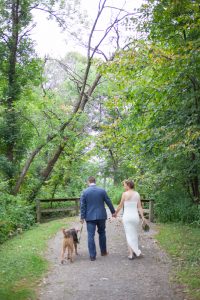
[36,198,154,223]
[36,198,80,223]
[141,199,154,222]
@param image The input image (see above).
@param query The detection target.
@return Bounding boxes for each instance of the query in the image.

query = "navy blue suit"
[80,185,115,259]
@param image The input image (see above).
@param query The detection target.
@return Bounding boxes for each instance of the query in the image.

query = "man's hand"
[112,212,117,218]
[80,219,84,224]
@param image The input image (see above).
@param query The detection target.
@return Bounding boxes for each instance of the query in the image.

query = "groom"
[80,176,116,261]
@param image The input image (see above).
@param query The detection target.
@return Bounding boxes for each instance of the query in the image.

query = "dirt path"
[38,213,184,300]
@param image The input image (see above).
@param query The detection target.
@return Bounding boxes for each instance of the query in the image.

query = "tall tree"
[12,0,136,198]
[0,0,67,183]
[96,0,200,204]
[0,0,79,190]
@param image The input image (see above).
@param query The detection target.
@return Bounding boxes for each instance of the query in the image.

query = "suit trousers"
[86,219,106,258]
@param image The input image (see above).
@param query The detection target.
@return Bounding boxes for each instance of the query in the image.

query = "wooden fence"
[36,198,154,223]
[141,199,154,222]
[36,198,79,223]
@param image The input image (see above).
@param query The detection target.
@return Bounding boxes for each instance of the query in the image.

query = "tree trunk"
[13,72,102,195]
[190,153,200,204]
[12,144,44,195]
[109,149,119,186]
[12,0,124,194]
[189,76,200,204]
[40,144,64,179]
[6,0,20,164]
[28,144,65,200]
[12,116,73,194]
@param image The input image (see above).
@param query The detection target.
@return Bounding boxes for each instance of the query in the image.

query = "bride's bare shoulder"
[123,191,129,196]
[122,191,128,199]
[134,191,140,198]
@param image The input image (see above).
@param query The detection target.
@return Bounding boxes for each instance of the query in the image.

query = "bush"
[0,194,35,243]
[107,185,124,205]
[155,187,200,225]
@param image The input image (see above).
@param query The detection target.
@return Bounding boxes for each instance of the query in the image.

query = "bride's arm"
[115,193,125,216]
[137,197,145,221]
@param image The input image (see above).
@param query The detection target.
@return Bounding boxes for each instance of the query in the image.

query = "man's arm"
[104,191,115,214]
[80,191,86,222]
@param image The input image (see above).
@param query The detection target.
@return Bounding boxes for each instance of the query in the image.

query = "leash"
[78,224,83,243]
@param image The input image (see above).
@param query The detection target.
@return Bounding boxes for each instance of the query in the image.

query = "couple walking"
[80,176,146,261]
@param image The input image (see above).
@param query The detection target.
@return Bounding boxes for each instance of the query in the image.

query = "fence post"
[75,199,79,216]
[149,200,154,222]
[36,199,41,223]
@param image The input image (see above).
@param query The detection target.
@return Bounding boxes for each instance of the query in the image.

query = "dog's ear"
[62,228,68,235]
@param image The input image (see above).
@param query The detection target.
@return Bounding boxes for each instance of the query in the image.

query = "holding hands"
[112,212,117,218]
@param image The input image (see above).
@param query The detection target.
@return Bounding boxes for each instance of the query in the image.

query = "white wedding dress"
[122,192,141,257]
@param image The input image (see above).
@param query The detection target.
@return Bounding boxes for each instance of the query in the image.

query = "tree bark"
[188,76,200,204]
[12,144,44,195]
[40,144,64,179]
[12,116,74,194]
[109,149,119,185]
[190,153,200,204]
[28,144,65,200]
[6,0,20,164]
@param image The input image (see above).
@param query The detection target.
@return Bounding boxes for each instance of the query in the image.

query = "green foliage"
[95,0,200,222]
[0,0,199,239]
[107,185,123,205]
[0,218,70,300]
[0,195,35,244]
[0,0,47,181]
[156,224,200,299]
[155,186,200,224]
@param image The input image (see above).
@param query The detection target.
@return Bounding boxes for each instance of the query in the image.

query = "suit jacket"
[80,185,115,221]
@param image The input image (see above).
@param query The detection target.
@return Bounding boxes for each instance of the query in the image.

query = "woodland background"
[0,0,200,243]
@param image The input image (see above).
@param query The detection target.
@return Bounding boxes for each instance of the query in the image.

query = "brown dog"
[61,228,79,264]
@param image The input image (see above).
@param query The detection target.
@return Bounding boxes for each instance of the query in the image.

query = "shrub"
[0,194,35,243]
[154,187,200,225]
[106,183,200,227]
[107,185,124,205]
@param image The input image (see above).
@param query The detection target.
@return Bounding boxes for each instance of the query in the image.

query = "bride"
[114,179,146,260]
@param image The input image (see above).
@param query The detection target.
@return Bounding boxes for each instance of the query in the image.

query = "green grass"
[0,218,73,300]
[156,224,200,300]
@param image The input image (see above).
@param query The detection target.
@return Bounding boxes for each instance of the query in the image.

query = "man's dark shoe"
[101,252,108,256]
[90,257,96,261]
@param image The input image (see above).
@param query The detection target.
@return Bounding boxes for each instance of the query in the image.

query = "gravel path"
[38,213,185,300]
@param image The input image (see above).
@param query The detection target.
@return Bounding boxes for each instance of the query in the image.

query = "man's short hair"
[88,176,96,183]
